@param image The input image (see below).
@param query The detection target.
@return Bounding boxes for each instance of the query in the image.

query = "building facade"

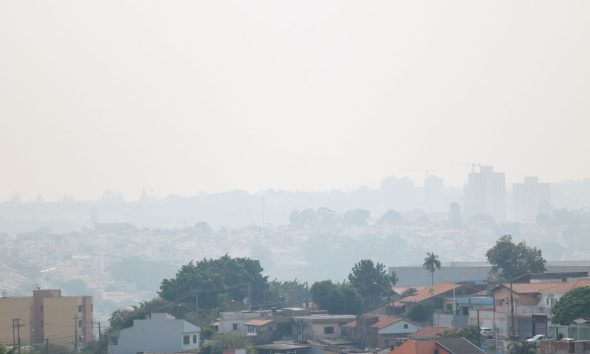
[0,289,92,348]
[463,165,506,221]
[108,313,200,354]
[512,176,550,222]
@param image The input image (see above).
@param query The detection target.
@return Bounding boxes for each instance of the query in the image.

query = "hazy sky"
[1,1,589,201]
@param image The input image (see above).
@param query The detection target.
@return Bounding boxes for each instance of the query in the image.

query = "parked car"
[526,334,547,343]
[560,337,575,342]
[480,327,493,338]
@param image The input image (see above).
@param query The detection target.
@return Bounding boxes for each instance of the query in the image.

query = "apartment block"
[0,289,92,348]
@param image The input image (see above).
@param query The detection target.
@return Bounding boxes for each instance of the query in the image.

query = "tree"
[159,255,268,311]
[486,235,546,281]
[310,280,362,314]
[486,235,546,338]
[342,209,372,227]
[348,259,397,311]
[378,210,406,225]
[551,286,590,325]
[405,301,434,322]
[423,252,441,287]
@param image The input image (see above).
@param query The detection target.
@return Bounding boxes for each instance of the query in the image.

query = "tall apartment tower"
[0,289,93,348]
[463,165,506,221]
[513,176,551,222]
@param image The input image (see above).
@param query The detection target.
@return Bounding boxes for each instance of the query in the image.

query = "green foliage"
[201,333,254,354]
[423,252,441,286]
[442,325,480,345]
[378,210,406,225]
[109,298,171,330]
[508,341,537,354]
[342,209,372,226]
[28,342,76,354]
[265,279,308,307]
[486,235,546,280]
[552,286,590,325]
[159,255,268,310]
[405,301,434,322]
[348,259,397,311]
[310,280,362,314]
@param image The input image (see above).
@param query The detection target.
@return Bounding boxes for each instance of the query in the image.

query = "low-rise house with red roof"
[388,337,484,354]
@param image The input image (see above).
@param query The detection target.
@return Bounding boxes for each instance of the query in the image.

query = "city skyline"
[1,1,590,201]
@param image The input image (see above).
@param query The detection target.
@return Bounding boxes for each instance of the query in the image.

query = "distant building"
[108,313,200,354]
[512,176,551,222]
[463,166,506,221]
[390,261,590,287]
[0,289,92,348]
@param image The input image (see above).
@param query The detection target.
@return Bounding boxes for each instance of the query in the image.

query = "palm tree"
[423,252,441,287]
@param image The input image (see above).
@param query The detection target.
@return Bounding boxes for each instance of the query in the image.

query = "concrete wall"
[0,297,33,345]
[379,321,421,335]
[109,314,199,354]
[43,297,81,347]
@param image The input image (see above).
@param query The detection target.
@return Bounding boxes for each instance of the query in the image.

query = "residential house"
[367,316,422,348]
[108,313,200,354]
[389,338,484,354]
[255,343,312,354]
[408,327,451,339]
[439,295,493,328]
[220,310,274,336]
[245,319,276,344]
[293,314,356,342]
[486,279,590,339]
[389,284,482,316]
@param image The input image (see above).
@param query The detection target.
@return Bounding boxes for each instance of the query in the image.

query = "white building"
[512,176,550,222]
[463,166,506,221]
[219,310,273,336]
[108,313,200,354]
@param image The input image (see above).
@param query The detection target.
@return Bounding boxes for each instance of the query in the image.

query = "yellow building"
[0,289,92,349]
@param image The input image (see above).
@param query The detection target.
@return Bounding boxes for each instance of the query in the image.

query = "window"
[403,324,409,329]
[78,305,83,312]
[323,327,335,335]
[109,337,118,345]
[78,320,83,327]
[434,349,439,354]
[193,335,197,343]
[183,335,190,345]
[232,323,238,331]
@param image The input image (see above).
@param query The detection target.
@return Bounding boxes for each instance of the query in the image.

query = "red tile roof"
[343,319,356,328]
[502,282,564,294]
[538,279,590,294]
[368,316,405,329]
[409,327,451,338]
[399,284,461,303]
[245,319,274,326]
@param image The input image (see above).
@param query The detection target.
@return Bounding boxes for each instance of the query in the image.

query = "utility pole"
[510,281,515,339]
[14,318,24,354]
[73,315,79,352]
[12,319,16,351]
[477,309,481,347]
[93,321,102,341]
[247,283,252,311]
[45,338,49,354]
[195,290,199,325]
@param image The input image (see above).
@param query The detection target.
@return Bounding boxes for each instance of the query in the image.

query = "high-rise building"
[0,289,93,348]
[463,165,506,221]
[513,176,551,222]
